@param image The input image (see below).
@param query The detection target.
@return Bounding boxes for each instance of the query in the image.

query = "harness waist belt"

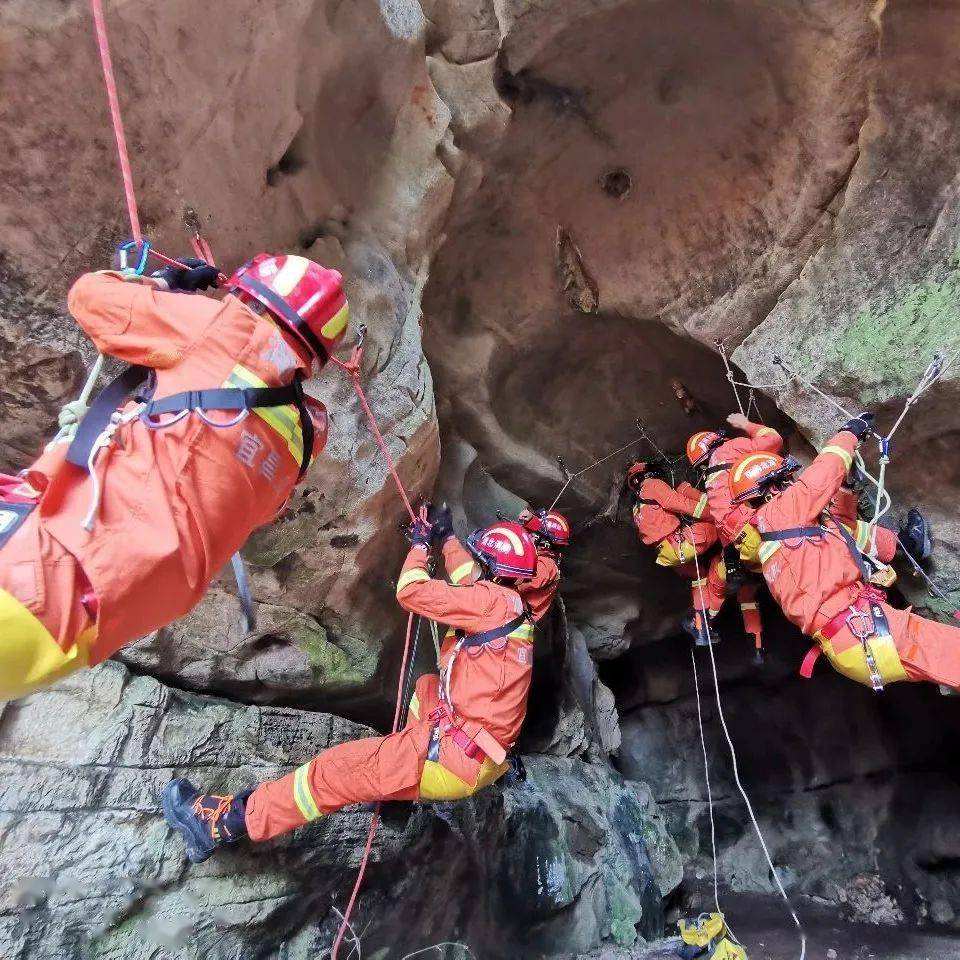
[458,609,530,649]
[143,384,302,416]
[817,585,888,642]
[760,526,825,542]
[428,706,508,765]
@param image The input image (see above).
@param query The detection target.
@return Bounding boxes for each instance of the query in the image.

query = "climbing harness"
[689,547,807,960]
[720,342,960,619]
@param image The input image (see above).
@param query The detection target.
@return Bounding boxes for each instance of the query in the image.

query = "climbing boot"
[504,752,527,785]
[162,778,251,863]
[682,612,720,647]
[898,508,932,563]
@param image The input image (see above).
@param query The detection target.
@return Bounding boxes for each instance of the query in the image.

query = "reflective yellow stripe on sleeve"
[854,520,871,551]
[757,540,782,564]
[821,445,854,471]
[293,761,323,822]
[739,602,759,610]
[693,494,708,519]
[408,692,420,720]
[396,568,431,594]
[756,427,777,437]
[449,561,476,585]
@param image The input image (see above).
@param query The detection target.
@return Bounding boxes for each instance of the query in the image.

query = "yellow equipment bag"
[678,913,747,960]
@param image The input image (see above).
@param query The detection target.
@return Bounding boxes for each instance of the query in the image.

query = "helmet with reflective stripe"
[523,509,571,548]
[686,430,726,467]
[466,522,537,581]
[730,452,800,503]
[228,254,349,365]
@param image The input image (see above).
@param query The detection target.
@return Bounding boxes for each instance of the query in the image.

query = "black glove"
[841,412,874,441]
[409,505,433,548]
[427,503,454,543]
[152,257,220,292]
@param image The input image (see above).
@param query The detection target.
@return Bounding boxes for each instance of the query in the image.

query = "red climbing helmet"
[626,462,648,492]
[729,452,800,503]
[228,254,349,365]
[466,522,538,581]
[523,509,571,548]
[686,430,726,468]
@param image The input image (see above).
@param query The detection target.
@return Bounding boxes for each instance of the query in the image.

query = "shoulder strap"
[760,526,825,542]
[824,510,872,581]
[459,609,530,649]
[705,461,732,476]
[66,365,152,468]
[143,384,301,417]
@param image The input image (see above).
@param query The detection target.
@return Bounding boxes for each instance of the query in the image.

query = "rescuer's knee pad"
[0,588,90,701]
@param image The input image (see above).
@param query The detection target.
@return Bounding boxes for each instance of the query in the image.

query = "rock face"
[4,0,960,956]
[0,663,681,959]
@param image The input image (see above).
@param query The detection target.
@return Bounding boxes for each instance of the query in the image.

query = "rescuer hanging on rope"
[0,254,348,701]
[686,414,788,658]
[625,460,723,645]
[162,508,540,862]
[731,413,953,691]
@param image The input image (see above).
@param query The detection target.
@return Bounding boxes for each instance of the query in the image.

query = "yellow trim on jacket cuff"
[821,445,853,470]
[396,568,431,594]
[449,561,476,585]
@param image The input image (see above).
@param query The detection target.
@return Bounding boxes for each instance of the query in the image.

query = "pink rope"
[331,609,417,959]
[90,0,142,245]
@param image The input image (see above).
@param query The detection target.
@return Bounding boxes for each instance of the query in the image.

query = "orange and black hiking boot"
[162,778,251,863]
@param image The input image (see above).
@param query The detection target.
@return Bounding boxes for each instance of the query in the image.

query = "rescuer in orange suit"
[162,511,540,862]
[516,508,570,621]
[687,415,787,656]
[625,461,723,645]
[0,254,347,701]
[730,413,949,690]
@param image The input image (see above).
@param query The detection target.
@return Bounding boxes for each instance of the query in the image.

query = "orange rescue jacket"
[395,541,534,750]
[22,271,327,664]
[705,420,783,544]
[633,477,714,551]
[754,431,864,635]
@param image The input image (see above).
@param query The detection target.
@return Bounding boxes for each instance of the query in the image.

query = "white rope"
[689,547,806,960]
[690,647,723,920]
[47,352,106,450]
[715,340,746,417]
[547,435,647,510]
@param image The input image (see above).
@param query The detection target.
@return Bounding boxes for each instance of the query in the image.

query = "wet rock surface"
[0,663,681,959]
[3,0,960,956]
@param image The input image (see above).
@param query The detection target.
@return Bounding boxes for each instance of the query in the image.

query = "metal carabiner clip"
[194,406,249,429]
[139,407,191,430]
[117,239,151,276]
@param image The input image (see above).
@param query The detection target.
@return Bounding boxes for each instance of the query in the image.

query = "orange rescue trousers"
[246,673,508,841]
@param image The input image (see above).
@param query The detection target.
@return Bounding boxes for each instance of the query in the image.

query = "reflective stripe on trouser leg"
[245,726,429,842]
[293,761,323,822]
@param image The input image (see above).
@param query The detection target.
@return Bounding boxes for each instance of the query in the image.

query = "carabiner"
[194,406,249,429]
[117,239,151,276]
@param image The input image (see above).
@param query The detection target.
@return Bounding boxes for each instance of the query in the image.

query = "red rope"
[90,0,141,245]
[329,341,420,958]
[330,349,416,522]
[331,609,417,959]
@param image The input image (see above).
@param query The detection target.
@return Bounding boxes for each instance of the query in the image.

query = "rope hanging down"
[689,549,807,960]
[328,328,421,960]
